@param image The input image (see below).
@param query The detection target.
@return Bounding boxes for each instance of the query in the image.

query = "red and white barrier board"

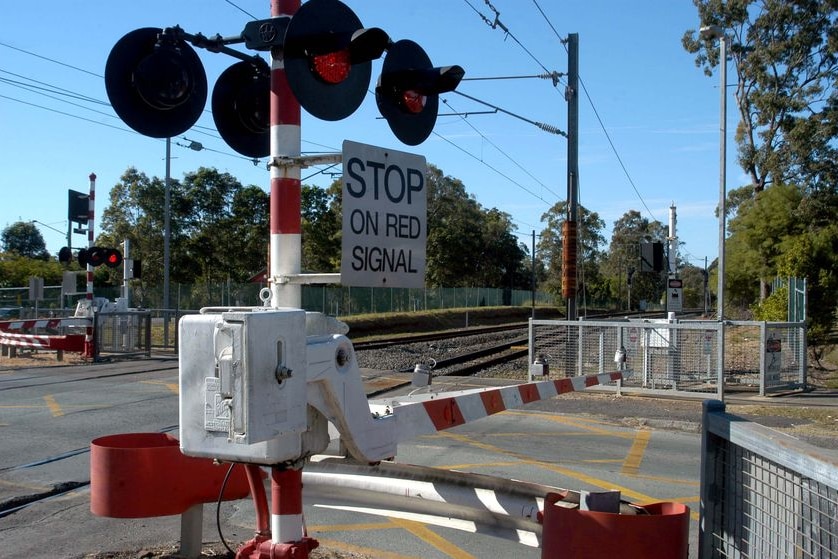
[0,332,86,352]
[0,317,90,332]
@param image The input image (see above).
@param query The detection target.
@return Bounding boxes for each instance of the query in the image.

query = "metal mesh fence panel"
[702,403,838,558]
[95,311,151,357]
[530,319,805,397]
[531,319,723,395]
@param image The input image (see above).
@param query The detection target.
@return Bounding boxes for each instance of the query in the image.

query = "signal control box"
[179,308,308,464]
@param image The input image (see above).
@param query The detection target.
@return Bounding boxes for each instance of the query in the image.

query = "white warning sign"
[341,140,427,288]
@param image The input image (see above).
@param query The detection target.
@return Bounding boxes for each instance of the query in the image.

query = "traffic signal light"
[376,40,465,145]
[284,0,389,121]
[212,59,271,157]
[58,246,73,264]
[105,27,208,138]
[78,247,123,268]
[640,242,664,273]
[68,189,89,224]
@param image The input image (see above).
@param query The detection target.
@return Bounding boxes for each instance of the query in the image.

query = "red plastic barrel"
[540,492,690,559]
[90,432,252,518]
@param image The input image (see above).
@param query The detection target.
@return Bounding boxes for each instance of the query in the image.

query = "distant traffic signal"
[68,190,89,225]
[58,246,73,264]
[376,40,465,145]
[78,247,123,268]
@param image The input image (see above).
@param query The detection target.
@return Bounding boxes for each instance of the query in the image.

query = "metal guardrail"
[528,318,807,398]
[700,400,838,558]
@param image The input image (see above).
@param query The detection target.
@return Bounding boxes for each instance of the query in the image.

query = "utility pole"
[564,33,579,320]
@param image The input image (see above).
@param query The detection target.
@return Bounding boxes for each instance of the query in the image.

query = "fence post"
[759,321,767,397]
[716,322,725,400]
[699,399,725,558]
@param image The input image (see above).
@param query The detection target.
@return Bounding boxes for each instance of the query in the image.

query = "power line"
[222,0,257,20]
[452,90,566,136]
[464,0,553,75]
[0,93,137,134]
[441,97,561,200]
[532,3,660,224]
[432,127,551,206]
[0,41,103,78]
[0,69,109,105]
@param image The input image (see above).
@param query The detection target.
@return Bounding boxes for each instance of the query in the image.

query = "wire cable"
[0,41,103,78]
[216,462,238,555]
[222,0,257,20]
[539,15,659,224]
[441,97,562,200]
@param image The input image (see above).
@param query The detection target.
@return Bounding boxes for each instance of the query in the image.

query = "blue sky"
[1,0,738,272]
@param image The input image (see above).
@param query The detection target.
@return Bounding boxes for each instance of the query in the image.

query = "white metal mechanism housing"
[179,308,325,464]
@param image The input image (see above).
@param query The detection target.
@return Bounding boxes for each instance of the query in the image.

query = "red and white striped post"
[260,1,316,556]
[269,0,302,309]
[84,172,96,358]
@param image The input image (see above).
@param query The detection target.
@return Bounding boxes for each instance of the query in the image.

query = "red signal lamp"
[284,0,389,121]
[376,40,465,145]
[401,91,427,114]
[311,50,352,84]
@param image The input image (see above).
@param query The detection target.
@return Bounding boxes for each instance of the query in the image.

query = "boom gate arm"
[179,307,627,465]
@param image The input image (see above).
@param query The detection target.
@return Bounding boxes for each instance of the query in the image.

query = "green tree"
[683,0,838,194]
[227,185,269,280]
[0,253,63,288]
[425,165,486,287]
[301,182,341,273]
[99,167,190,290]
[777,225,838,352]
[602,210,667,309]
[726,183,804,300]
[1,222,49,260]
[476,209,529,290]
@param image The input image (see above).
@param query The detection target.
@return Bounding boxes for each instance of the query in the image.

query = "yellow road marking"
[438,431,687,505]
[317,538,416,559]
[310,521,398,533]
[506,411,635,439]
[389,517,477,559]
[43,395,63,417]
[628,473,700,486]
[141,380,179,394]
[621,429,651,475]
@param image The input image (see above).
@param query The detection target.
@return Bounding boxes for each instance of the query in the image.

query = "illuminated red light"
[311,50,351,84]
[401,90,426,114]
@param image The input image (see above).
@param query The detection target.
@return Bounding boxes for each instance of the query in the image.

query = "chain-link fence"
[701,400,838,558]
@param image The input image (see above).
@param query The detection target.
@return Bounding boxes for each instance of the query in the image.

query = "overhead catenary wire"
[533,3,660,224]
[441,97,562,201]
[463,0,553,76]
[3,23,556,237]
[452,90,566,137]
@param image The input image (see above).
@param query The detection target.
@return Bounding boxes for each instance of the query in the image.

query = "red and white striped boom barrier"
[0,317,90,332]
[0,332,86,352]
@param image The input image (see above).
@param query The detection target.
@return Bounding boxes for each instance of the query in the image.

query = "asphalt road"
[1,355,835,558]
